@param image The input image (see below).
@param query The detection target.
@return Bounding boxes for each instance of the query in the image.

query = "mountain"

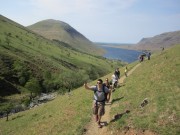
[135,31,180,51]
[0,14,122,98]
[95,31,180,52]
[27,19,104,55]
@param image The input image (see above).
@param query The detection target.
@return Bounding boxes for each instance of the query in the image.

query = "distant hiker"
[138,55,142,62]
[84,79,110,128]
[147,52,151,60]
[114,68,120,80]
[162,47,164,51]
[103,78,112,102]
[125,66,128,77]
[139,55,144,62]
[111,72,118,91]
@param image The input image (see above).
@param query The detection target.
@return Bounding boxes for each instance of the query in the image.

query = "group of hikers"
[138,52,151,62]
[82,50,153,129]
[84,67,127,128]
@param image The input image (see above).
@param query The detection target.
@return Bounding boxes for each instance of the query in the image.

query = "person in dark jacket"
[147,52,151,60]
[114,68,120,79]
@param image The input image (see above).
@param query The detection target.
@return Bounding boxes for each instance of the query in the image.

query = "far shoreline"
[96,44,138,51]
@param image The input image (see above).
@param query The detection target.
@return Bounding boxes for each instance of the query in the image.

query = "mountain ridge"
[101,30,180,52]
[135,30,180,51]
[27,19,104,55]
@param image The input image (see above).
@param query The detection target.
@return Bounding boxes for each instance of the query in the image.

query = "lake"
[100,46,141,63]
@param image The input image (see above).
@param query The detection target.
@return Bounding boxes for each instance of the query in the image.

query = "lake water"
[100,46,141,63]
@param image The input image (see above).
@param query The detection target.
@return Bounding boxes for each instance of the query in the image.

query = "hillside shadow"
[110,110,130,123]
[11,114,25,120]
[111,96,124,104]
[0,79,21,96]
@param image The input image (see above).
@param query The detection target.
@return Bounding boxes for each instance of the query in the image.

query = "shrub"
[25,78,41,97]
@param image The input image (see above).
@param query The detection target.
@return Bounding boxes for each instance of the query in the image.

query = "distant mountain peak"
[27,19,104,55]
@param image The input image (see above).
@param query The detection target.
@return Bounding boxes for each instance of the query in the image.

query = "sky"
[1,0,180,43]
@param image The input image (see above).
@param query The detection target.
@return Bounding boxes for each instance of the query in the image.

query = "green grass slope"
[0,45,179,135]
[0,87,93,135]
[110,44,180,135]
[27,19,105,55]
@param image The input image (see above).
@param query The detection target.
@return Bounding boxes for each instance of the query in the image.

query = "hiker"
[103,78,112,102]
[114,68,120,80]
[139,55,144,62]
[111,72,118,91]
[138,55,141,62]
[147,52,151,60]
[84,79,110,128]
[162,47,164,51]
[114,68,120,86]
[125,66,128,77]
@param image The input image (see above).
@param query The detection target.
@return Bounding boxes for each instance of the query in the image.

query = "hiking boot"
[98,124,102,128]
[97,121,102,128]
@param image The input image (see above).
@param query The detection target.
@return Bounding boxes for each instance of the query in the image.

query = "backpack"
[94,84,108,102]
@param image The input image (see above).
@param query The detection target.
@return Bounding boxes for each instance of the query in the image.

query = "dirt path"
[84,63,141,135]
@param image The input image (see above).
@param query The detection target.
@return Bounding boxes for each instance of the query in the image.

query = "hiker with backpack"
[111,72,118,91]
[84,79,110,128]
[103,78,112,103]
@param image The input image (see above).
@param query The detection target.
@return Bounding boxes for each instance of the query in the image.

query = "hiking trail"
[83,63,141,135]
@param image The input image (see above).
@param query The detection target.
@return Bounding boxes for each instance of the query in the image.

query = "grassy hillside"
[0,87,93,135]
[27,19,105,55]
[0,45,179,135]
[0,15,123,113]
[135,31,180,51]
[110,44,180,134]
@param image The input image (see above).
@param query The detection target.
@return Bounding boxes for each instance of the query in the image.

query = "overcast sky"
[1,0,180,43]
